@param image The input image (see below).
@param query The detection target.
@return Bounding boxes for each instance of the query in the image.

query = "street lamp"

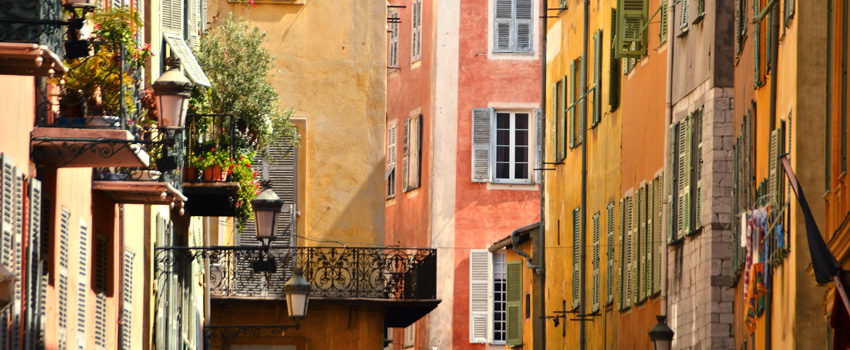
[153,64,193,130]
[250,187,284,251]
[649,315,674,350]
[284,267,311,320]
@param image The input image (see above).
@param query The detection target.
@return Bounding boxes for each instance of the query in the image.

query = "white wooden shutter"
[162,0,184,34]
[494,0,513,51]
[187,0,200,49]
[471,108,494,182]
[25,178,43,350]
[404,323,415,348]
[535,108,543,183]
[505,261,522,347]
[0,155,12,350]
[58,209,70,350]
[468,249,491,343]
[76,221,89,350]
[11,168,22,350]
[515,0,532,52]
[94,293,106,350]
[402,118,410,191]
[155,217,166,349]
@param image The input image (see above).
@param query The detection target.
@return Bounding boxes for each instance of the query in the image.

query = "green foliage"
[193,14,298,155]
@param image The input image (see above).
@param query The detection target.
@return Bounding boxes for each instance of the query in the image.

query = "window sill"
[692,13,704,24]
[677,28,689,38]
[487,182,537,191]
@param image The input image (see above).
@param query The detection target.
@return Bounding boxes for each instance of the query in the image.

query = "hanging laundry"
[741,212,748,248]
[776,224,785,250]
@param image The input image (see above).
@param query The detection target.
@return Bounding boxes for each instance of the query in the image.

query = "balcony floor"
[31,127,149,168]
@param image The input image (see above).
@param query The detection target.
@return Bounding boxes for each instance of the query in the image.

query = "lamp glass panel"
[286,293,309,318]
[653,341,670,350]
[254,210,277,239]
[157,94,188,129]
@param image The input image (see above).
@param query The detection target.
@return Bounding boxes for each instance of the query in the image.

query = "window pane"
[497,113,511,129]
[515,113,529,129]
[497,130,510,146]
[515,163,528,179]
[515,146,528,163]
[515,130,529,146]
[497,146,510,162]
[496,163,510,179]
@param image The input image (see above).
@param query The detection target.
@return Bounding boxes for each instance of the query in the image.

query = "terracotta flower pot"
[204,165,224,182]
[183,166,198,182]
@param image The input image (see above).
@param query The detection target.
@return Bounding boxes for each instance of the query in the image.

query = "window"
[493,0,534,53]
[492,251,506,344]
[659,0,668,45]
[386,123,397,199]
[403,115,422,192]
[614,0,648,58]
[471,108,541,184]
[469,250,518,345]
[389,9,400,68]
[404,323,415,348]
[680,0,690,31]
[667,107,703,243]
[591,212,600,312]
[609,9,621,111]
[571,207,580,309]
[411,0,422,62]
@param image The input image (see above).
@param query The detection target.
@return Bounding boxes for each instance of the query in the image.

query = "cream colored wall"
[207,0,387,246]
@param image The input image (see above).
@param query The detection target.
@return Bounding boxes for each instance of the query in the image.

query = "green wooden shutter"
[680,0,690,30]
[732,141,739,273]
[592,212,600,312]
[735,0,741,54]
[693,107,703,232]
[625,196,632,308]
[607,202,615,306]
[677,117,690,238]
[592,30,602,127]
[653,176,663,294]
[646,181,653,298]
[552,82,559,162]
[616,0,648,58]
[560,76,568,160]
[660,0,668,44]
[403,118,410,191]
[636,187,644,302]
[667,122,677,243]
[569,61,576,149]
[472,108,494,182]
[766,12,772,71]
[631,195,638,304]
[572,207,580,308]
[785,0,794,23]
[535,109,543,183]
[753,0,760,88]
[617,198,625,309]
[506,261,523,347]
[609,9,621,111]
[777,121,786,205]
[579,56,586,144]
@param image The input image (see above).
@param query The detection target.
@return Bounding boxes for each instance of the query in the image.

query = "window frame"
[492,0,535,54]
[492,110,534,185]
[492,250,507,345]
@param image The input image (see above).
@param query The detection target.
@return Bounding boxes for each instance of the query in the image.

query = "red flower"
[246,164,251,168]
[230,164,235,169]
[211,147,216,152]
[239,156,244,160]
[222,128,226,133]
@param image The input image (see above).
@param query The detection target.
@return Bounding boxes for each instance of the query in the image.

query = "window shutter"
[389,10,399,67]
[94,293,106,350]
[468,249,491,343]
[404,323,415,348]
[616,0,648,58]
[617,198,625,309]
[416,115,422,188]
[592,30,602,127]
[766,12,772,71]
[609,9,621,111]
[677,117,690,238]
[162,0,184,34]
[560,76,568,159]
[660,0,668,44]
[654,176,663,294]
[408,115,422,190]
[412,0,422,61]
[753,0,760,88]
[387,124,397,171]
[569,60,576,148]
[592,212,600,312]
[693,107,703,232]
[472,108,494,182]
[667,122,677,243]
[25,178,43,350]
[631,195,638,304]
[121,249,135,350]
[785,0,794,23]
[552,82,559,162]
[515,0,533,52]
[777,121,786,205]
[535,108,543,183]
[505,261,523,347]
[154,216,166,349]
[7,168,21,350]
[606,203,615,306]
[735,0,741,54]
[58,209,70,350]
[768,129,779,206]
[572,207,580,309]
[625,196,632,307]
[680,0,690,30]
[637,186,644,302]
[579,57,586,144]
[494,0,513,51]
[732,142,739,271]
[646,181,653,298]
[0,154,13,271]
[187,0,200,49]
[403,118,410,191]
[76,221,89,350]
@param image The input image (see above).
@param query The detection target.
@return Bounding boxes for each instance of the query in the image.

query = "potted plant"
[190,146,231,182]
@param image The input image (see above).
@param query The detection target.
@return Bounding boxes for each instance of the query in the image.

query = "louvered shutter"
[735,0,741,54]
[468,250,491,343]
[162,0,184,34]
[766,12,772,71]
[389,10,399,67]
[631,196,638,304]
[11,168,22,350]
[154,216,165,349]
[617,198,625,309]
[654,176,663,294]
[505,261,522,347]
[404,323,415,348]
[76,221,89,350]
[609,9,621,111]
[616,0,648,58]
[637,186,644,302]
[777,122,786,205]
[677,117,690,238]
[94,293,106,350]
[572,207,580,308]
[387,123,397,196]
[494,0,512,51]
[667,123,677,243]
[249,144,298,248]
[551,82,559,161]
[591,213,600,312]
[660,0,668,44]
[753,0,760,88]
[785,0,794,23]
[592,30,602,127]
[579,57,586,144]
[535,109,543,183]
[25,179,43,350]
[680,0,690,29]
[625,196,632,307]
[413,115,422,189]
[403,118,410,191]
[732,143,739,272]
[121,249,135,350]
[646,181,653,298]
[569,60,576,148]
[560,76,568,158]
[412,0,421,61]
[58,209,70,350]
[187,0,200,49]
[768,129,779,206]
[472,108,494,182]
[1,155,15,350]
[515,0,533,52]
[606,203,615,305]
[694,107,703,231]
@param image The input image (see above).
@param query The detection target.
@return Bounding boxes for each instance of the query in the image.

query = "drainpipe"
[661,0,675,319]
[765,2,780,348]
[579,0,589,348]
[537,0,548,348]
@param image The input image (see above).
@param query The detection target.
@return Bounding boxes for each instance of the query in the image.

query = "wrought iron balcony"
[0,0,65,60]
[181,114,241,216]
[155,246,437,301]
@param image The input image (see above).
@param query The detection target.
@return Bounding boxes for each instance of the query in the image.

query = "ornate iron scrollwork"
[0,0,66,56]
[204,325,299,350]
[155,246,438,300]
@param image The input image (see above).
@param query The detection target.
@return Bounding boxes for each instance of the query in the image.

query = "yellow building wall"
[207,0,387,247]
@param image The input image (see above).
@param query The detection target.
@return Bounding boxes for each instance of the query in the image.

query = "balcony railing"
[0,0,64,57]
[156,246,437,301]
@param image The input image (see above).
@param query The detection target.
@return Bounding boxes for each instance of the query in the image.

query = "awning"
[163,33,211,87]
